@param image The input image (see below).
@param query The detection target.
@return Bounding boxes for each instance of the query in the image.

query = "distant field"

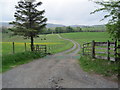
[61,32,111,45]
[2,32,112,55]
[2,34,73,55]
[81,26,106,31]
[61,32,112,56]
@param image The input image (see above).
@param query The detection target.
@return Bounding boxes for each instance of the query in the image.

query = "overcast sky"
[0,0,109,26]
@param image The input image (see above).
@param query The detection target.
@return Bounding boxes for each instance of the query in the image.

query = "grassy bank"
[2,51,46,73]
[79,55,119,77]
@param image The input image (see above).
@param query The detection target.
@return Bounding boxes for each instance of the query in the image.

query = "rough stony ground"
[2,35,118,88]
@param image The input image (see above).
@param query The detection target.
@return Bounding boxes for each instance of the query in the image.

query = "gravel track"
[2,34,118,88]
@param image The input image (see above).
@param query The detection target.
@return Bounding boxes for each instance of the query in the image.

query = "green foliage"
[2,51,46,72]
[55,27,63,33]
[91,0,120,40]
[91,0,120,21]
[66,26,73,32]
[9,0,47,51]
[41,26,83,34]
[76,27,82,32]
[81,25,106,32]
[10,0,47,38]
[106,20,120,40]
[47,28,53,34]
[2,26,9,33]
[39,25,106,34]
[79,55,119,76]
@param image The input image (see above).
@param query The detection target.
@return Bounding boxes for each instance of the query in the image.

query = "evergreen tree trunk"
[29,2,34,51]
[31,36,34,51]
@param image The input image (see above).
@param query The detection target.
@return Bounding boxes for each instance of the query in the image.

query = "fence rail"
[34,45,47,53]
[3,42,63,55]
[82,40,120,61]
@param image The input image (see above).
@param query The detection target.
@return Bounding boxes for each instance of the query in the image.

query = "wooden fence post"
[12,42,15,54]
[107,40,110,60]
[45,45,47,54]
[92,40,95,58]
[25,43,26,51]
[38,45,39,51]
[36,45,38,51]
[82,44,84,55]
[118,39,120,61]
[114,40,117,61]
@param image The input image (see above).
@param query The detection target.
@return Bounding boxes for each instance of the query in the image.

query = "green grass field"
[2,32,112,57]
[61,32,112,55]
[2,32,111,55]
[61,32,111,45]
[2,34,73,55]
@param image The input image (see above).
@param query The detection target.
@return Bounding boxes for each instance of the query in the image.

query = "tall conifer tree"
[10,0,47,51]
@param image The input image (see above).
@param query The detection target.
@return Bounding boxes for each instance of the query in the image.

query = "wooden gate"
[82,40,120,61]
[34,45,47,53]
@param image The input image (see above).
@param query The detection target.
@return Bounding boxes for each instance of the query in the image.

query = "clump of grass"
[79,55,119,77]
[1,51,46,73]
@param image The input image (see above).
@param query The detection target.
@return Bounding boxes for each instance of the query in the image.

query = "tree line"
[2,26,106,34]
[41,26,82,34]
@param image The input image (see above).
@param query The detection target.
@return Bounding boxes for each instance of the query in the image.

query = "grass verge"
[1,51,46,73]
[79,55,119,77]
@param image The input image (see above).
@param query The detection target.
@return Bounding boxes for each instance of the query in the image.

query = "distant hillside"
[0,22,105,29]
[0,22,66,28]
[46,23,65,28]
[0,22,12,27]
[69,24,105,28]
[70,25,86,27]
